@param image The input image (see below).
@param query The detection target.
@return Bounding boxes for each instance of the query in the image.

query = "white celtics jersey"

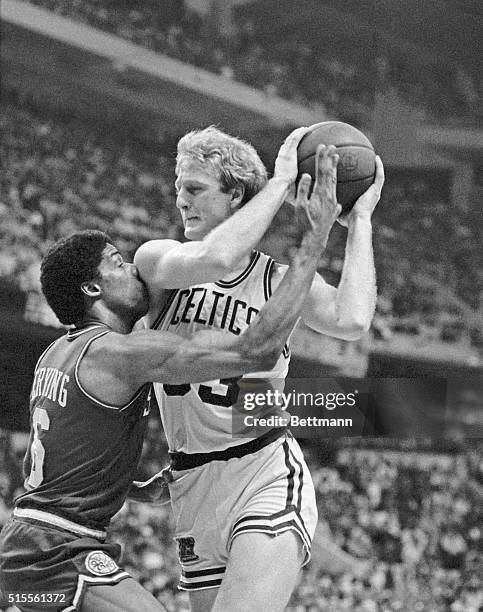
[151,250,290,453]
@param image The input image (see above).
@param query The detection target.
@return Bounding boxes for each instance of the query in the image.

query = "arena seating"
[1,92,481,347]
[22,0,479,124]
[0,5,481,612]
[1,426,481,611]
[0,91,182,287]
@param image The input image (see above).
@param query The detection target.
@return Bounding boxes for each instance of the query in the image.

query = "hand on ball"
[296,121,378,212]
[295,144,342,243]
[274,126,311,186]
[337,155,385,227]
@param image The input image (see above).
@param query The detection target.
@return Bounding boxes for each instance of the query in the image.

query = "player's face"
[97,245,149,319]
[175,161,233,240]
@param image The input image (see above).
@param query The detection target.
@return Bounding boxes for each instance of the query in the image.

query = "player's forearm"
[203,177,291,269]
[335,214,376,333]
[242,230,324,360]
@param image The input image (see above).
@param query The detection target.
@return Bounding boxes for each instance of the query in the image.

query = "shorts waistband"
[169,427,288,470]
[13,507,107,540]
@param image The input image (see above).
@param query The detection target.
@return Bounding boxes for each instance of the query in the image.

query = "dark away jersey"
[16,324,152,530]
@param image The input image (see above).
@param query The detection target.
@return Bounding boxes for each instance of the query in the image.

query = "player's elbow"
[335,317,371,340]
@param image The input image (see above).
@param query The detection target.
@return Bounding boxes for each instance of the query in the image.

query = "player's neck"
[79,309,134,335]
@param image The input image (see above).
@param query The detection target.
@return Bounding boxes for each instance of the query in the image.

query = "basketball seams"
[298,153,375,181]
[296,122,375,210]
[336,174,375,184]
[297,144,374,166]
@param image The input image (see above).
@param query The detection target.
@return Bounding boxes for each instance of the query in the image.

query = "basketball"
[297,121,376,211]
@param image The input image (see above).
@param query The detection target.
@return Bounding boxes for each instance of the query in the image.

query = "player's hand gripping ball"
[297,121,376,212]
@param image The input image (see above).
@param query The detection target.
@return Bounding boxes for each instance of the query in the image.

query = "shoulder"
[255,250,287,276]
[264,256,288,292]
[134,239,182,308]
[79,330,155,384]
[77,331,152,404]
[134,239,181,271]
[80,330,128,372]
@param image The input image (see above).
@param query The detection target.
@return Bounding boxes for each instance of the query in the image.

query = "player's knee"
[189,588,218,612]
[229,530,304,578]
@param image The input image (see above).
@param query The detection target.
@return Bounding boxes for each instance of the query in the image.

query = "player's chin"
[134,282,149,316]
[183,224,204,241]
[135,294,149,318]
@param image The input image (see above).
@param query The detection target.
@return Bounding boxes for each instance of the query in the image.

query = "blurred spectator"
[0,93,183,326]
[439,526,468,571]
[0,91,481,349]
[24,0,480,124]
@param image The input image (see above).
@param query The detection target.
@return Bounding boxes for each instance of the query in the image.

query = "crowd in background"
[24,0,480,125]
[1,91,481,345]
[0,4,482,612]
[0,91,183,325]
[0,90,180,261]
[1,425,481,611]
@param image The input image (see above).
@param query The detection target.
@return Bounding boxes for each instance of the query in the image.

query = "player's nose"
[176,187,192,210]
[176,194,188,210]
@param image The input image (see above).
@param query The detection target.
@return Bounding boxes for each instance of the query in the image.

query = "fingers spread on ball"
[295,173,312,211]
[315,145,338,199]
[295,173,311,209]
[284,183,297,207]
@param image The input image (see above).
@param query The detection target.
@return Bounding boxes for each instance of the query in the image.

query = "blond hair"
[176,126,268,205]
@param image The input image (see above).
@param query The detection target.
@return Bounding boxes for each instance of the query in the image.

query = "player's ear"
[229,185,245,210]
[80,281,101,298]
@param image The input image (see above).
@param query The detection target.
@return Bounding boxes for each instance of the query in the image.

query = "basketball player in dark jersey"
[0,165,341,612]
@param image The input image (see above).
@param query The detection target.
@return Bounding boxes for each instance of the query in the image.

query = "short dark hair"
[40,230,111,325]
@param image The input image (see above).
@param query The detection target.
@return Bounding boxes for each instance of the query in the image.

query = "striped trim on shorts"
[179,566,226,591]
[171,432,318,592]
[229,439,313,561]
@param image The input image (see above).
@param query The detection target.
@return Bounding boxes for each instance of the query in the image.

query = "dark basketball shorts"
[0,509,130,611]
[168,432,318,591]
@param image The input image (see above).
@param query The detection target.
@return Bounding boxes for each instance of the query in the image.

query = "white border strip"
[62,571,130,611]
[14,507,106,540]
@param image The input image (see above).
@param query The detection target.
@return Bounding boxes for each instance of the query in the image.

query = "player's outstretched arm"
[134,127,310,290]
[109,162,341,386]
[299,154,384,340]
[114,248,320,385]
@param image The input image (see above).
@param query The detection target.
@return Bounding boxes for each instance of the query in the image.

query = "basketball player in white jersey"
[135,128,384,611]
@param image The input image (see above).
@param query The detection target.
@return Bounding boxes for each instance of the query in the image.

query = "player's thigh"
[80,577,166,612]
[212,530,304,612]
[188,587,218,612]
